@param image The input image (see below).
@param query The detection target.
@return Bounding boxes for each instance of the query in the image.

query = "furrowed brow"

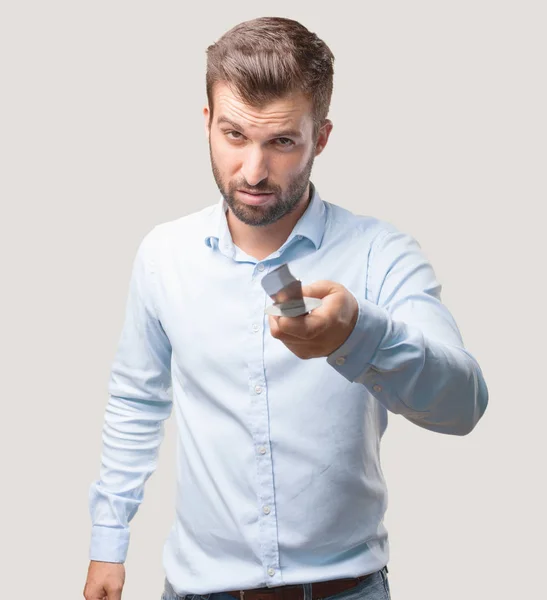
[217,116,244,130]
[216,116,302,139]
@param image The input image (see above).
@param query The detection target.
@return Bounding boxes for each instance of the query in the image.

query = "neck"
[227,183,312,261]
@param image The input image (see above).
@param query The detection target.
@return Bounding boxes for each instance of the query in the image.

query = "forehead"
[212,82,313,134]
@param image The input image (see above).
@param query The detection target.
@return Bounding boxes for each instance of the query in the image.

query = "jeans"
[162,568,391,600]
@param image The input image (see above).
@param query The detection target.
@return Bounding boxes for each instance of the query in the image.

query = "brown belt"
[225,573,373,600]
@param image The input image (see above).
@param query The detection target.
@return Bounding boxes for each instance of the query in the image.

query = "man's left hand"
[268,281,358,359]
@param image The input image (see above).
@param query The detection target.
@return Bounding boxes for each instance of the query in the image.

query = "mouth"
[237,190,275,205]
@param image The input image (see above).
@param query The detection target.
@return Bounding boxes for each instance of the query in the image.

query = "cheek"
[274,150,311,182]
[211,141,239,176]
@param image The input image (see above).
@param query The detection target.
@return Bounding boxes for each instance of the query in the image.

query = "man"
[84,16,488,600]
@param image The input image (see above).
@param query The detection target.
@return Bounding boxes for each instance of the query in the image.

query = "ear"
[203,106,211,138]
[314,119,333,157]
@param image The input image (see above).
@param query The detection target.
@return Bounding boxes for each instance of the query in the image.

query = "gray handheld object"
[261,263,322,317]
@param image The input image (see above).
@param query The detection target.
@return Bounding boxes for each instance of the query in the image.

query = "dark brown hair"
[206,17,335,135]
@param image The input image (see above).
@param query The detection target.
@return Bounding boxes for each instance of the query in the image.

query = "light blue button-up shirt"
[89,184,488,595]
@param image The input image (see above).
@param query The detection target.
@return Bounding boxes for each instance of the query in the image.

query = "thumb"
[301,280,337,299]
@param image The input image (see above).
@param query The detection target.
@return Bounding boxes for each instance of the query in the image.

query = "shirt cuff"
[90,526,130,563]
[327,294,389,382]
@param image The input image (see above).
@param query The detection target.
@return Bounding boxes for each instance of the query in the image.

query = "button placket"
[247,263,281,584]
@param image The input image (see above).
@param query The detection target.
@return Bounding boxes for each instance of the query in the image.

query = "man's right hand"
[83,560,126,600]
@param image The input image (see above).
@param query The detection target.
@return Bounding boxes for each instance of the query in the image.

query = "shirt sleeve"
[88,227,173,563]
[327,226,488,435]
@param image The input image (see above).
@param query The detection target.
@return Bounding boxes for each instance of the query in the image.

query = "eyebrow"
[216,116,303,139]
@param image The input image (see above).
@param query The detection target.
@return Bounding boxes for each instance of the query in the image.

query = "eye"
[275,138,295,147]
[225,130,245,140]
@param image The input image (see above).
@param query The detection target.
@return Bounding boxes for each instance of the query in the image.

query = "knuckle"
[292,347,309,359]
[276,322,289,334]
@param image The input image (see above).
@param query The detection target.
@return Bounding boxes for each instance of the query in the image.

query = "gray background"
[1,1,545,598]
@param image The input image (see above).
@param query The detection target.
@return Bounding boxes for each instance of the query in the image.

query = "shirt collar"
[203,181,327,252]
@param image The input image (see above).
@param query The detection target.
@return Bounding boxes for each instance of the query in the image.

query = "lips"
[237,190,275,206]
[239,190,273,195]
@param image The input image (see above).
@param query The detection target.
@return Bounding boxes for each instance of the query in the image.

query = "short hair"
[205,17,335,135]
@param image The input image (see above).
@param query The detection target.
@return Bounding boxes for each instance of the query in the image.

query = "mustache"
[233,182,280,194]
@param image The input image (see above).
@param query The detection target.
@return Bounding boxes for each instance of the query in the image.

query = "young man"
[84,17,488,600]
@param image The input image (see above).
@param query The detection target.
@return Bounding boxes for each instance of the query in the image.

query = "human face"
[204,83,331,227]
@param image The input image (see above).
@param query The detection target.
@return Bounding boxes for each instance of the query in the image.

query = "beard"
[209,143,315,227]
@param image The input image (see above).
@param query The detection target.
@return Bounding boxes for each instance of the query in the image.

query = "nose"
[241,145,269,187]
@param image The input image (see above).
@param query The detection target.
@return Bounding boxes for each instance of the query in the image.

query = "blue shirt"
[89,184,488,595]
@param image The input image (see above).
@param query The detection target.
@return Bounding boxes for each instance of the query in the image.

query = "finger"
[301,280,338,299]
[269,313,319,340]
[83,584,107,600]
[268,315,281,338]
[276,312,326,340]
[282,340,321,359]
[107,588,122,600]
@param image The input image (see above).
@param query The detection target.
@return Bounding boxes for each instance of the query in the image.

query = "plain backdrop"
[1,1,545,598]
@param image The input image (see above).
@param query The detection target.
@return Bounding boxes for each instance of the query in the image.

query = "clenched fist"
[83,560,125,600]
[268,280,358,359]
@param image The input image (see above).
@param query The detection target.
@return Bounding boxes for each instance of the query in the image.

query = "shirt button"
[255,385,263,394]
[335,356,346,365]
[268,568,275,577]
[252,323,260,333]
[257,264,265,272]
[258,446,267,455]
[262,505,271,514]
[373,384,382,393]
